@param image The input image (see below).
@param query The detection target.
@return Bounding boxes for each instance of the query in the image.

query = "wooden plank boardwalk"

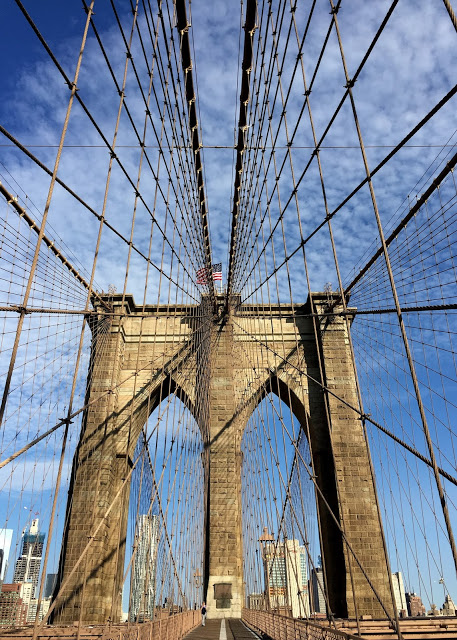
[184,619,259,640]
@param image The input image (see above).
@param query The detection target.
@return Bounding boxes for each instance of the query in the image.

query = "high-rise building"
[265,546,286,612]
[405,592,426,617]
[295,544,310,618]
[44,573,57,599]
[18,582,33,609]
[0,529,13,582]
[26,597,51,623]
[391,572,408,617]
[310,567,327,615]
[441,594,456,616]
[12,519,45,597]
[129,514,159,622]
[0,584,28,627]
[262,537,310,618]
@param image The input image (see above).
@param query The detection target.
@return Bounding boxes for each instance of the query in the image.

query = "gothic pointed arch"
[239,372,348,617]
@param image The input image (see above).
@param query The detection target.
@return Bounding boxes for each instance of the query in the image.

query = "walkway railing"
[242,609,360,640]
[102,611,200,640]
[104,611,200,640]
[0,611,200,640]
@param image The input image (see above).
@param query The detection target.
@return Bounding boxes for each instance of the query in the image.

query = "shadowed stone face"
[54,294,392,624]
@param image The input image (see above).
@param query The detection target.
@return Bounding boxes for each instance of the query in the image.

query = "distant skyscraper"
[265,545,286,611]
[441,594,456,616]
[0,529,13,582]
[12,519,45,597]
[44,573,57,599]
[0,584,28,627]
[295,544,310,618]
[262,537,310,618]
[405,592,426,617]
[310,567,327,615]
[129,514,159,622]
[391,572,408,616]
[26,597,51,623]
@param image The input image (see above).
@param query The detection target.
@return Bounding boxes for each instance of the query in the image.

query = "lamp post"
[259,527,275,611]
[193,569,202,610]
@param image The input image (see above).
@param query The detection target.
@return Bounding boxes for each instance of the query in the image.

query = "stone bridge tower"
[53,293,393,623]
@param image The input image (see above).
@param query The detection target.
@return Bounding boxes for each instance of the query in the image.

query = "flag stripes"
[196,263,222,284]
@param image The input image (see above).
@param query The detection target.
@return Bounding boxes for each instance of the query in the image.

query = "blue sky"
[0,0,456,618]
[1,0,454,300]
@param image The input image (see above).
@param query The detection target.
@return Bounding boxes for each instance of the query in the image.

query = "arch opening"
[123,392,205,622]
[241,389,325,619]
[53,360,206,625]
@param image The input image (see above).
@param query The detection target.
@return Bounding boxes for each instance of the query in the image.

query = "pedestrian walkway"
[184,618,259,640]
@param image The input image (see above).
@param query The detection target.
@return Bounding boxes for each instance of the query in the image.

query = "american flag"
[196,266,209,284]
[212,263,222,281]
[196,263,222,284]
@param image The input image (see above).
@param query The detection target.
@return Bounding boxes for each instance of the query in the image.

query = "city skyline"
[0,504,457,626]
[261,537,310,618]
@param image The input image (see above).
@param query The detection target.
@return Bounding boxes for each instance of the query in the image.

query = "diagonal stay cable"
[231,0,344,288]
[235,4,454,297]
[230,316,457,488]
[238,82,457,304]
[82,1,208,279]
[175,0,216,309]
[231,0,320,287]
[0,308,214,471]
[13,0,204,293]
[226,0,257,310]
[0,124,199,303]
[0,182,108,309]
[343,150,457,298]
